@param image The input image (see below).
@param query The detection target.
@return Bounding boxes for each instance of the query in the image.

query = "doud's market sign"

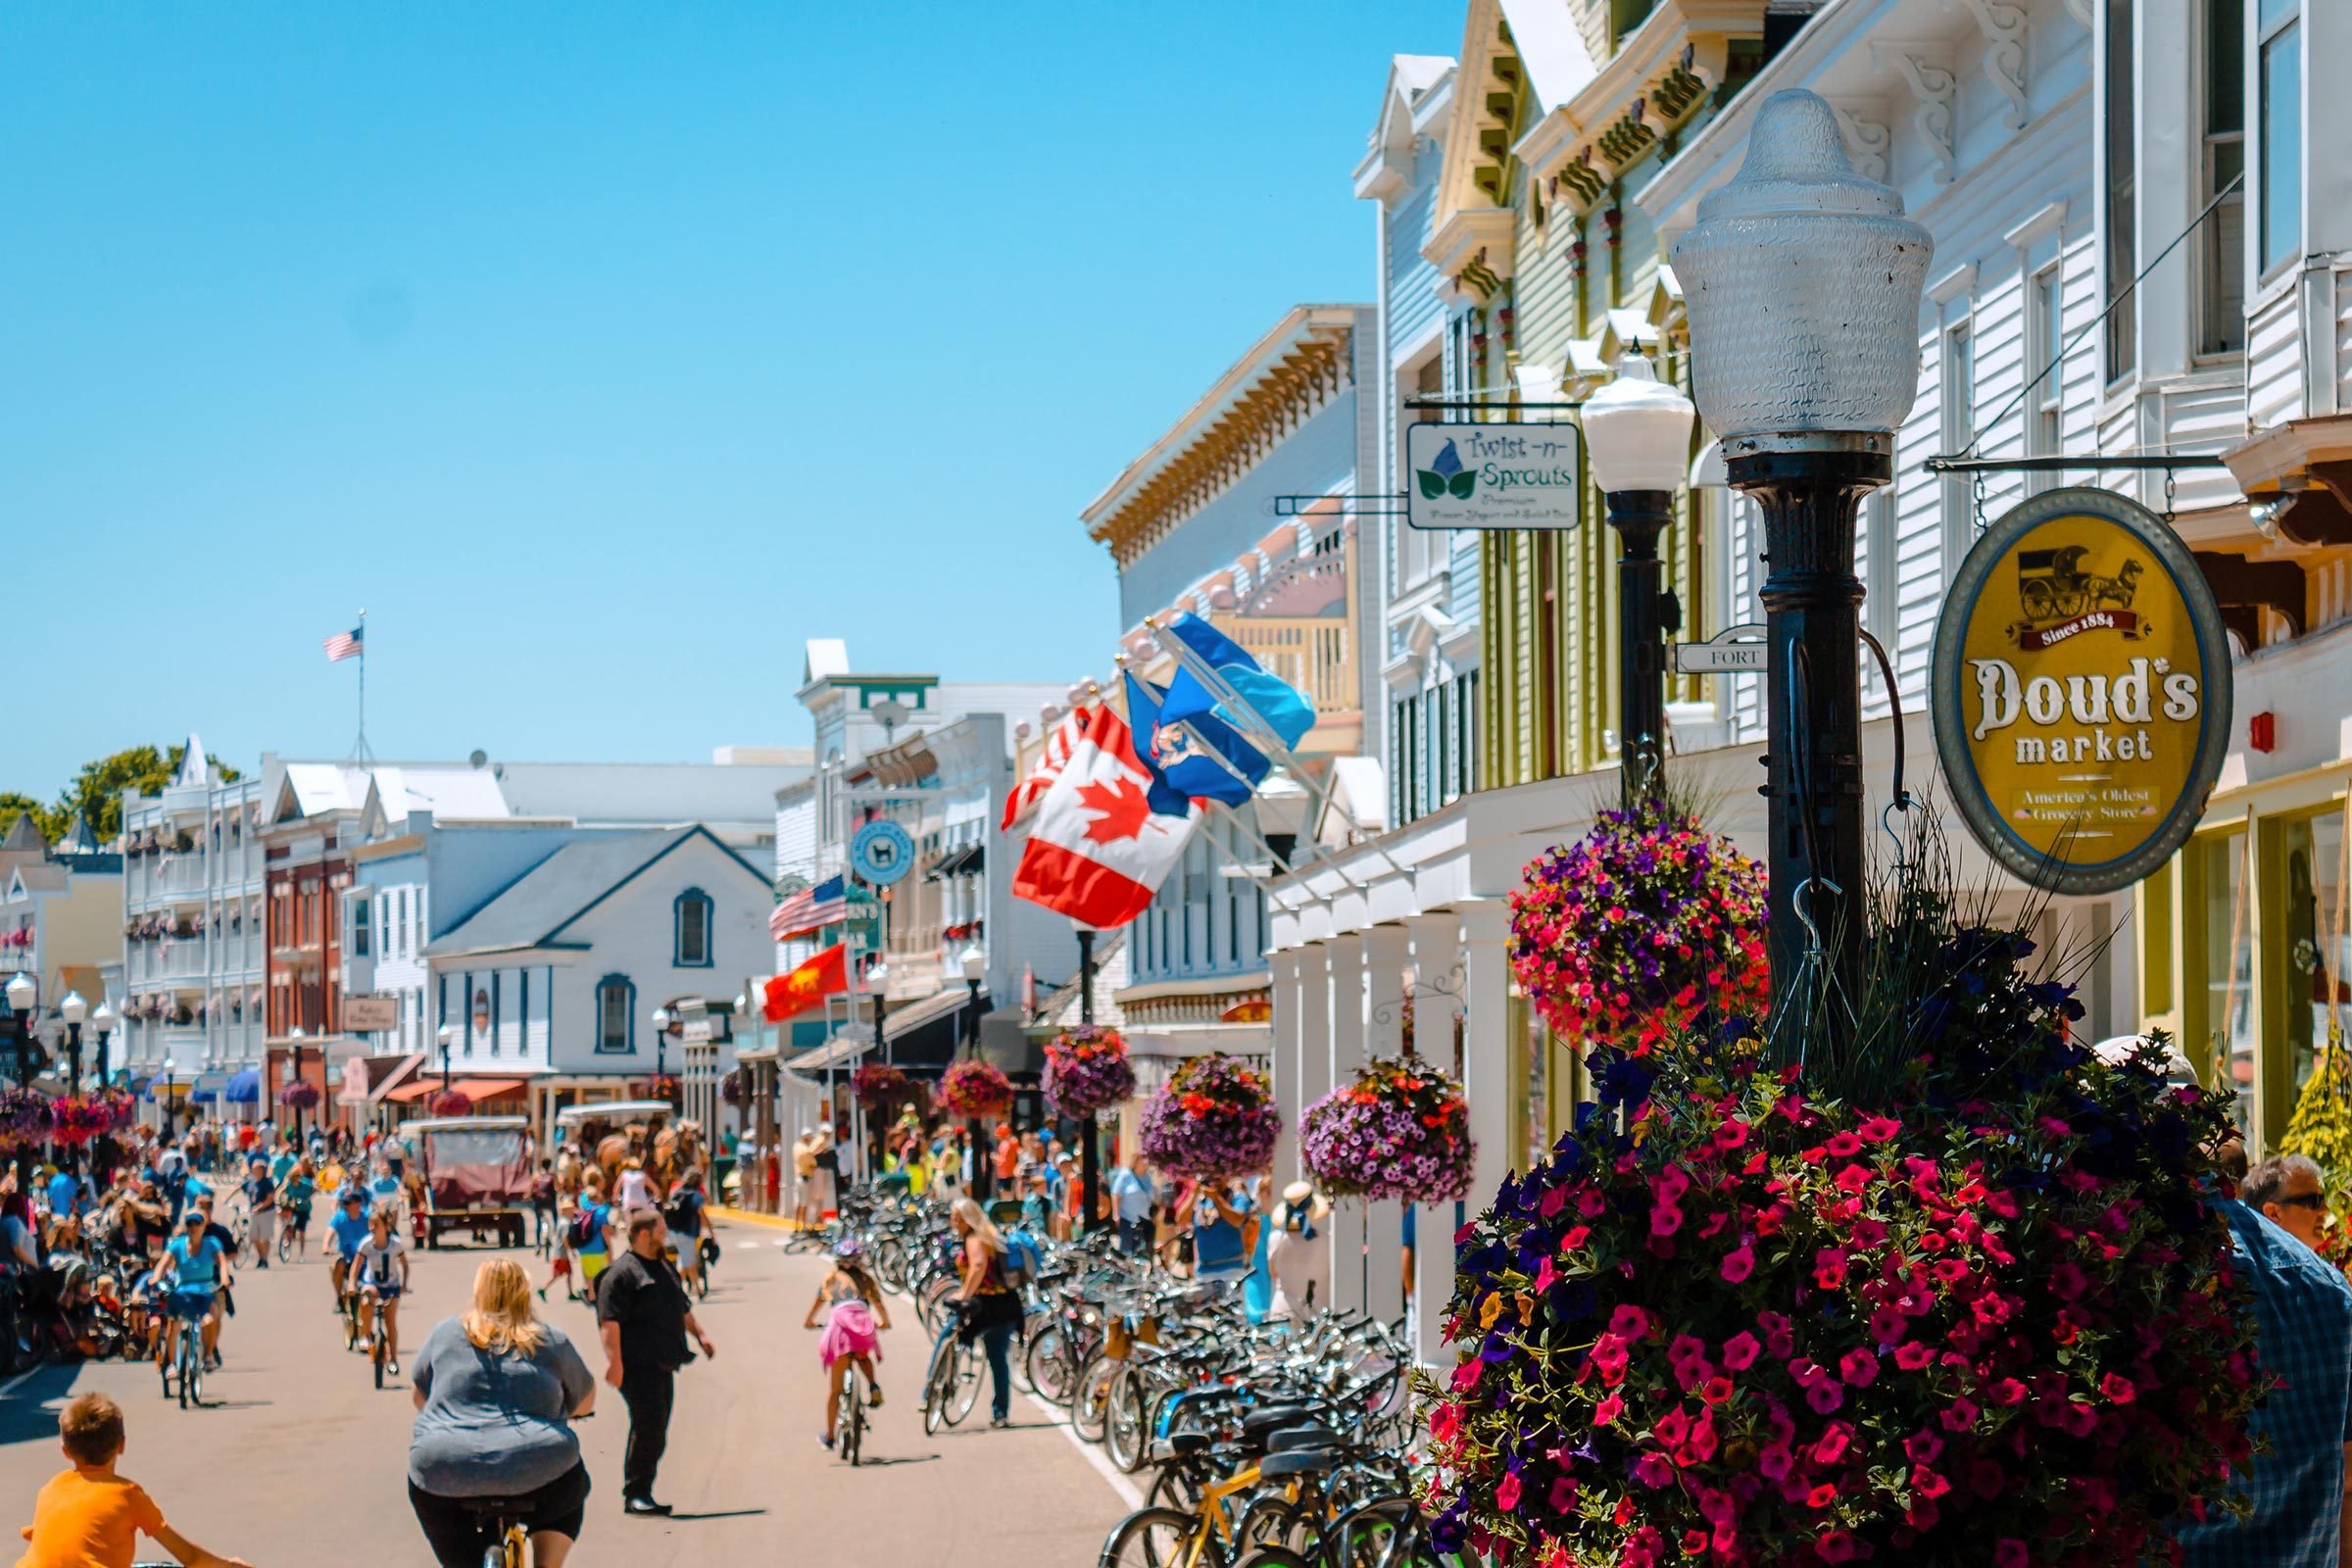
[1932,487,2232,896]
[1404,422,1581,530]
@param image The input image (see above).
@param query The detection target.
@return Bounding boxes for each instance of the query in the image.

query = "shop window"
[349,895,370,958]
[2201,831,2255,1130]
[2276,807,2349,1095]
[674,888,712,968]
[2258,0,2301,275]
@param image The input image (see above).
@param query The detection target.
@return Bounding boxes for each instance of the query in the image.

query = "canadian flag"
[1011,706,1198,929]
[1001,704,1092,831]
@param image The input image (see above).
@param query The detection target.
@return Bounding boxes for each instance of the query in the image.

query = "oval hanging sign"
[1931,486,2232,897]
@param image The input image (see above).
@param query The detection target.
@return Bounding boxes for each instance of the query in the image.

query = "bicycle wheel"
[1100,1506,1220,1568]
[157,1337,173,1400]
[840,1370,864,1466]
[1025,1322,1074,1404]
[1235,1549,1315,1568]
[1070,1350,1118,1444]
[177,1329,199,1409]
[1326,1495,1440,1568]
[922,1339,959,1437]
[1103,1365,1152,1472]
[944,1338,984,1428]
[372,1318,386,1390]
[1148,1461,1204,1516]
[276,1226,294,1263]
[1236,1496,1312,1556]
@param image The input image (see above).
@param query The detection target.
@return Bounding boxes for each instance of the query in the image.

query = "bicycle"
[838,1357,869,1466]
[921,1317,983,1436]
[341,1287,367,1353]
[367,1295,389,1389]
[459,1496,530,1568]
[276,1221,297,1264]
[158,1303,204,1409]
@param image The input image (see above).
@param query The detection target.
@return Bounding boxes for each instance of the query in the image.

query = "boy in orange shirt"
[16,1393,251,1568]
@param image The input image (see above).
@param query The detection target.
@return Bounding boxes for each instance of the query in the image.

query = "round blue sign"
[850,820,917,886]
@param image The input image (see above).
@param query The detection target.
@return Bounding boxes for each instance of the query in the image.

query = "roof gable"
[422,824,766,959]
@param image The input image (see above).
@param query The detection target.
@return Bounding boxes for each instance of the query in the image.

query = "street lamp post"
[6,971,35,1090]
[1580,355,1698,807]
[959,946,988,1202]
[60,991,87,1100]
[90,1003,116,1092]
[436,1023,456,1101]
[1672,89,1931,1037]
[651,1006,672,1105]
[159,1056,178,1144]
[1076,926,1100,1238]
[289,1026,308,1143]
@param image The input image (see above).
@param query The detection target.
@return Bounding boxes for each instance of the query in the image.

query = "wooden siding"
[2246,286,2305,432]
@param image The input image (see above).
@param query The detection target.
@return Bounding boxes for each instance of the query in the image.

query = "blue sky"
[1,2,1454,792]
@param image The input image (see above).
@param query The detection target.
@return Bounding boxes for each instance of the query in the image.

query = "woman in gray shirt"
[409,1257,596,1568]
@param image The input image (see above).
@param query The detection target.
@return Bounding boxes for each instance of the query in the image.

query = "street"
[0,1214,1131,1566]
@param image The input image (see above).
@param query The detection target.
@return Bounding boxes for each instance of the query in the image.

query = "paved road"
[0,1215,1130,1565]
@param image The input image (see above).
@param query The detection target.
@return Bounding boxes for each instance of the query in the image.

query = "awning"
[187,1072,230,1104]
[222,1068,261,1104]
[387,1075,526,1104]
[926,843,984,880]
[785,1027,877,1081]
[367,1054,423,1104]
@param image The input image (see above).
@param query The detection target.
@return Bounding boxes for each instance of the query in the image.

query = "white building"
[420,823,773,1140]
[119,740,269,1102]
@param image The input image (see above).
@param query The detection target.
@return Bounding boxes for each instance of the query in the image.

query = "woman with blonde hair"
[408,1258,596,1568]
[946,1195,1020,1427]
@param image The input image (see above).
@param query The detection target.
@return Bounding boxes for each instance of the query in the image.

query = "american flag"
[322,626,364,662]
[1001,704,1093,831]
[769,873,848,941]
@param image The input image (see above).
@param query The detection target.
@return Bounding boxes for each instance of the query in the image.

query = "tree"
[0,793,64,847]
[3,744,243,847]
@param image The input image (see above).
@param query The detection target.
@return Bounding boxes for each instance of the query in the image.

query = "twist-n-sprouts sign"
[1931,487,2232,896]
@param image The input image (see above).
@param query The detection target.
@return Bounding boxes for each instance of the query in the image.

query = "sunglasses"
[2275,1192,2328,1210]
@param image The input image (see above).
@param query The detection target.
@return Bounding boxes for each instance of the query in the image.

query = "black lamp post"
[959,946,988,1202]
[289,1026,308,1143]
[159,1056,177,1144]
[1578,356,1697,807]
[1076,926,1100,1239]
[651,1006,673,1106]
[1671,89,1931,1040]
[437,1023,455,1102]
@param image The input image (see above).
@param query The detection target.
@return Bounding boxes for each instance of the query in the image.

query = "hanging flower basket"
[719,1068,751,1107]
[645,1073,681,1102]
[939,1058,1013,1119]
[1509,797,1769,1053]
[426,1089,473,1116]
[99,1087,137,1130]
[50,1096,115,1147]
[1425,886,2264,1568]
[1140,1053,1279,1181]
[0,1086,54,1148]
[277,1081,319,1110]
[1043,1026,1135,1119]
[1298,1053,1474,1204]
[852,1061,914,1112]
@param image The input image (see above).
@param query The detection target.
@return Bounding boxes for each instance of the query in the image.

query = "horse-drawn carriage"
[402,1115,533,1249]
[554,1101,705,1192]
[2017,544,2144,621]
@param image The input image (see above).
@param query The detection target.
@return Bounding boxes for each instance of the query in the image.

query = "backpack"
[1001,1229,1044,1291]
[566,1204,603,1250]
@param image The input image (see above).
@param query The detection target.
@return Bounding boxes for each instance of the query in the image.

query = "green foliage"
[3,745,242,847]
[2279,1029,2352,1206]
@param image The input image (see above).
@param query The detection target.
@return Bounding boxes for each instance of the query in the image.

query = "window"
[396,889,409,958]
[349,894,370,958]
[2201,0,2246,354]
[1940,318,1975,571]
[674,888,712,967]
[2103,0,2136,380]
[490,973,502,1056]
[596,975,634,1054]
[2258,0,2301,275]
[2028,266,2063,487]
[518,970,531,1055]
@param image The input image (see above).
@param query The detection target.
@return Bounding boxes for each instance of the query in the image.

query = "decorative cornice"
[1928,261,1979,305]
[1422,207,1518,303]
[1871,40,1957,183]
[2002,198,2068,254]
[1957,0,2032,130]
[1826,97,1891,184]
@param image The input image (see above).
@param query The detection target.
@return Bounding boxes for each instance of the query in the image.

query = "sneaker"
[624,1497,671,1517]
[388,1359,399,1377]
[868,1386,884,1408]
[990,1413,1009,1428]
[820,1432,835,1449]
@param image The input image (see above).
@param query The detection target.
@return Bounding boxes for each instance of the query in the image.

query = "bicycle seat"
[1266,1424,1342,1452]
[1151,1430,1215,1462]
[1241,1404,1312,1445]
[456,1497,517,1517]
[1259,1447,1343,1479]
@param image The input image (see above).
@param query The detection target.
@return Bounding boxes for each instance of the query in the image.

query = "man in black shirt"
[598,1205,715,1515]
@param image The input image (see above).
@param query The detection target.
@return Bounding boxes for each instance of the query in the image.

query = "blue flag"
[1113,673,1200,817]
[1124,671,1268,808]
[1155,612,1317,752]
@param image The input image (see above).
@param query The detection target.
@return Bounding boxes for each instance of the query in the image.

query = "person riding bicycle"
[802,1238,890,1449]
[154,1208,227,1373]
[327,1188,371,1310]
[352,1205,411,1376]
[276,1157,318,1261]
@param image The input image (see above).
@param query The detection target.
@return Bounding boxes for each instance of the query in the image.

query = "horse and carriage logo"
[2009,542,2148,651]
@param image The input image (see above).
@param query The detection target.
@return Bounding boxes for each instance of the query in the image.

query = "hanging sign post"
[1403,422,1582,530]
[1674,622,1771,674]
[1931,486,2232,896]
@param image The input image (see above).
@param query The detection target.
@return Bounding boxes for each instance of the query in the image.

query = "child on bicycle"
[17,1392,253,1568]
[803,1239,889,1449]
[352,1205,411,1376]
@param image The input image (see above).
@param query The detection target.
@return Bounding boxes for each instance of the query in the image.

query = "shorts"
[361,1281,404,1301]
[166,1288,215,1322]
[580,1252,609,1287]
[409,1462,591,1568]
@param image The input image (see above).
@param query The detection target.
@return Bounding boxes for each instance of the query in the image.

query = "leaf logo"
[1416,438,1477,501]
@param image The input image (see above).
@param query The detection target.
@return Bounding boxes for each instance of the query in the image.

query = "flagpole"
[1201,802,1312,908]
[350,609,374,765]
[1142,617,1415,879]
